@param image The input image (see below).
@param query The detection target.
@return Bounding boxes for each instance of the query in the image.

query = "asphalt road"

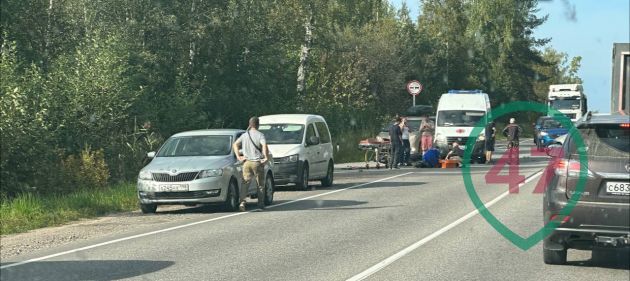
[2,140,629,281]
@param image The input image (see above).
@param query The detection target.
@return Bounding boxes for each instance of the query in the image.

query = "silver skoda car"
[137,129,274,213]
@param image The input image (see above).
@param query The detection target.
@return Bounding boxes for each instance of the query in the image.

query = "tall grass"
[0,183,137,235]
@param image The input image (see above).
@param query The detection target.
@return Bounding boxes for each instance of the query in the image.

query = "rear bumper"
[545,186,630,249]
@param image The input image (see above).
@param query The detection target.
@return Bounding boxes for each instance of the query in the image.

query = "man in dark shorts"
[502,118,523,165]
[484,121,496,164]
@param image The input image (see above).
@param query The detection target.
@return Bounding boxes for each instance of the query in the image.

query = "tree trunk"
[296,4,313,97]
[44,0,53,71]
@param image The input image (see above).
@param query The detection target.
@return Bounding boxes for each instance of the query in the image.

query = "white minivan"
[434,90,490,162]
[258,114,334,189]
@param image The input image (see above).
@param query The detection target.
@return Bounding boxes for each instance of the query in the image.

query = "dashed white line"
[345,170,544,281]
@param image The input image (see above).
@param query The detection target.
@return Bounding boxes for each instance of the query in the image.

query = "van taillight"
[621,123,630,128]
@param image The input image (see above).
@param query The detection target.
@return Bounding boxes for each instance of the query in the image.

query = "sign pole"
[406,80,423,108]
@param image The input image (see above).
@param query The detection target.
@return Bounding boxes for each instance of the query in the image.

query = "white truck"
[547,84,588,122]
[434,90,490,162]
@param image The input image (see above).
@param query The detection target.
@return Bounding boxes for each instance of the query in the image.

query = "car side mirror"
[546,144,563,157]
[308,136,320,146]
[147,151,156,158]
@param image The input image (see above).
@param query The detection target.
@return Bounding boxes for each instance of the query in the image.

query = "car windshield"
[437,111,485,127]
[156,135,232,157]
[542,119,563,129]
[406,119,422,131]
[550,99,581,110]
[258,124,304,144]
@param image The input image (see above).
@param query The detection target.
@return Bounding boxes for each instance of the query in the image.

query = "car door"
[304,123,321,178]
[314,121,332,177]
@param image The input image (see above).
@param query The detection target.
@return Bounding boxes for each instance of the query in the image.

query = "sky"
[390,0,630,113]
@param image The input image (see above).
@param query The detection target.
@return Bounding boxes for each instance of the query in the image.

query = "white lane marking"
[0,172,414,270]
[346,170,543,281]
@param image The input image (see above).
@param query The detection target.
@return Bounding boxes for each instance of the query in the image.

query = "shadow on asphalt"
[0,260,174,281]
[353,181,426,189]
[266,199,401,212]
[565,248,630,270]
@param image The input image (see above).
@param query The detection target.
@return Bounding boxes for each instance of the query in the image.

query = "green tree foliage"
[0,0,581,197]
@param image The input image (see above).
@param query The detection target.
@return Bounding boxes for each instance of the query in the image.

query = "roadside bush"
[61,147,109,190]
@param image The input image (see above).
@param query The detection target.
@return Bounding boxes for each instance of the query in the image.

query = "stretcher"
[357,138,391,169]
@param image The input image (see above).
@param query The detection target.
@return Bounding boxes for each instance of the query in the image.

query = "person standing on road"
[232,116,269,211]
[419,114,435,156]
[400,117,411,166]
[484,121,496,164]
[502,118,523,165]
[388,116,403,169]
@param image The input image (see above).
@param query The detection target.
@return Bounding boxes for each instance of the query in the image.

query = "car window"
[314,122,331,143]
[305,124,316,142]
[571,124,630,156]
[437,110,485,127]
[258,124,305,144]
[157,135,232,157]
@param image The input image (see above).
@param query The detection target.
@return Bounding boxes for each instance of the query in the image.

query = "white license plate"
[159,184,189,192]
[606,182,630,195]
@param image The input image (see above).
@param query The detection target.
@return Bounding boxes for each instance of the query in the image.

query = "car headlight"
[138,170,152,180]
[540,132,548,136]
[277,154,299,163]
[198,169,223,179]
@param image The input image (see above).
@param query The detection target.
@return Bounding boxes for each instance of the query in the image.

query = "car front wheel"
[264,175,274,205]
[223,180,239,212]
[297,164,309,190]
[140,203,157,214]
[320,161,334,187]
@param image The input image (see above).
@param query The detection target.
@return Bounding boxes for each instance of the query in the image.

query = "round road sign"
[407,80,423,96]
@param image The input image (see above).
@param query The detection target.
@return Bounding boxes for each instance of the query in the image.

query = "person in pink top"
[419,114,434,155]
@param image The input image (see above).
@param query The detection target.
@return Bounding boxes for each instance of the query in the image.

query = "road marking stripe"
[0,172,414,270]
[346,170,543,281]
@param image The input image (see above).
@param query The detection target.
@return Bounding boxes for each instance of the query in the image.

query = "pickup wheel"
[140,203,157,214]
[320,161,334,187]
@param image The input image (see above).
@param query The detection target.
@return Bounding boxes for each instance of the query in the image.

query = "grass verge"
[1,183,138,235]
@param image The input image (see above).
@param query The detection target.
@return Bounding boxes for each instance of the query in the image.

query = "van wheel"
[140,203,157,214]
[321,161,334,187]
[543,248,567,265]
[264,175,274,205]
[223,180,239,212]
[297,164,309,190]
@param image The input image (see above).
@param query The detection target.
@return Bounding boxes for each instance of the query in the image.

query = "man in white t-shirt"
[233,117,269,211]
